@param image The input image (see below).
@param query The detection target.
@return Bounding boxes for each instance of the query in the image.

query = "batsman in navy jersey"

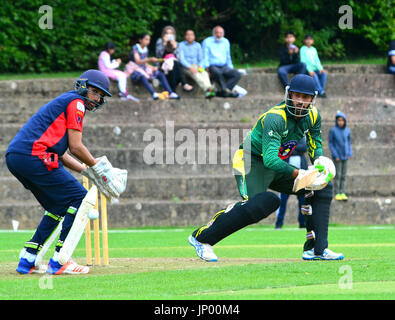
[6,70,112,275]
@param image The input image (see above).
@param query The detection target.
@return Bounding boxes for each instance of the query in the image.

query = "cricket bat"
[292,169,319,192]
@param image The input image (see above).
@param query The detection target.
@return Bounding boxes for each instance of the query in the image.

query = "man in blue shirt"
[202,26,241,98]
[179,30,215,98]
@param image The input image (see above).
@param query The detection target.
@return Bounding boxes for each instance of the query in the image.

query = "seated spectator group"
[98,25,245,101]
[278,31,328,98]
[99,29,393,102]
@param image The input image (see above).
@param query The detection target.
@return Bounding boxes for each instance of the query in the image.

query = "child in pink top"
[98,42,139,102]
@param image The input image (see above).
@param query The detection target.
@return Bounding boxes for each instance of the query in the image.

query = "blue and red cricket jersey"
[6,90,88,215]
[7,90,86,162]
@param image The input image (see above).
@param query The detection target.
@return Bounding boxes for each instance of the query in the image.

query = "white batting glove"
[86,156,127,198]
[81,166,114,199]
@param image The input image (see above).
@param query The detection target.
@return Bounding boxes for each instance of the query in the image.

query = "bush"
[0,0,393,73]
[0,0,164,73]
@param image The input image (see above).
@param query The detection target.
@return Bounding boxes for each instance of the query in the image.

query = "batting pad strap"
[306,231,315,240]
[45,211,63,222]
[66,207,78,215]
[25,241,42,251]
[304,191,314,199]
[55,240,64,249]
[301,204,312,216]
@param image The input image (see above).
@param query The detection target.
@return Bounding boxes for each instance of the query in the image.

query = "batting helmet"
[75,70,112,111]
[284,74,318,117]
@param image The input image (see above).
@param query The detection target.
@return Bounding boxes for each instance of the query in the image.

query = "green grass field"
[0,225,394,300]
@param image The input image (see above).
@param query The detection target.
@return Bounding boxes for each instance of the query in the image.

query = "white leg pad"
[58,186,98,265]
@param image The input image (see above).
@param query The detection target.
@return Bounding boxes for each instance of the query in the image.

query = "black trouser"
[277,63,306,87]
[166,60,187,92]
[208,65,241,92]
[303,183,332,254]
[194,149,333,255]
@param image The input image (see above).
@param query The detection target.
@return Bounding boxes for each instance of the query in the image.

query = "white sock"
[52,251,59,262]
[153,92,159,99]
[118,73,128,94]
[21,249,37,263]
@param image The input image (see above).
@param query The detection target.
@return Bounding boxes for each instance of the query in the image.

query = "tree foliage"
[0,0,393,73]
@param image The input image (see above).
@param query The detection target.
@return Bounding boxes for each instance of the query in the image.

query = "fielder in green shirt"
[188,74,344,261]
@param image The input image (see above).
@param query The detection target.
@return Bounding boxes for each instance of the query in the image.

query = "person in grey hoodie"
[328,111,352,200]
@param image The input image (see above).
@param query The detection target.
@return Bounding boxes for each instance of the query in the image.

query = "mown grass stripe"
[1,242,394,254]
[188,280,395,297]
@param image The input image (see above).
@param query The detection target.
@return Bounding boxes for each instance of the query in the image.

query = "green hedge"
[0,0,393,73]
[0,0,164,73]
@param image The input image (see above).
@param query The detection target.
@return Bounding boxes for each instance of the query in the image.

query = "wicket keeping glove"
[305,156,336,191]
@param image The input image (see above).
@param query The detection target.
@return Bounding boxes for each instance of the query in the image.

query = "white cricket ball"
[113,126,121,135]
[88,209,99,220]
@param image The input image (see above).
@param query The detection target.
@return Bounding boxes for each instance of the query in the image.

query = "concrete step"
[1,172,393,204]
[1,145,393,177]
[1,196,393,229]
[253,64,388,74]
[0,73,393,99]
[0,96,394,125]
[1,121,393,150]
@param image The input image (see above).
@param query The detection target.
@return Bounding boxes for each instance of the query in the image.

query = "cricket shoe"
[47,258,90,275]
[303,248,344,261]
[16,258,47,274]
[205,86,216,99]
[188,235,218,262]
[340,193,348,201]
[302,249,319,260]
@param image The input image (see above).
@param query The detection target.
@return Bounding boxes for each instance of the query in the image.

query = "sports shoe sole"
[319,255,344,261]
[302,256,320,261]
[303,255,344,261]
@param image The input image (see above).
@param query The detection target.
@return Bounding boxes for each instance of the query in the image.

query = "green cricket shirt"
[242,101,323,176]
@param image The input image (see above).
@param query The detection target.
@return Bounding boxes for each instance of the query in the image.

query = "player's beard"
[85,97,104,112]
[293,102,309,117]
[85,99,97,111]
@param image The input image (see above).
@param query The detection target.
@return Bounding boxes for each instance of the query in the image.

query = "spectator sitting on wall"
[161,40,178,75]
[98,42,139,102]
[178,29,215,99]
[155,26,178,58]
[300,34,328,98]
[201,26,241,98]
[156,25,193,93]
[387,40,395,74]
[278,31,307,88]
[329,111,352,201]
[126,33,179,100]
